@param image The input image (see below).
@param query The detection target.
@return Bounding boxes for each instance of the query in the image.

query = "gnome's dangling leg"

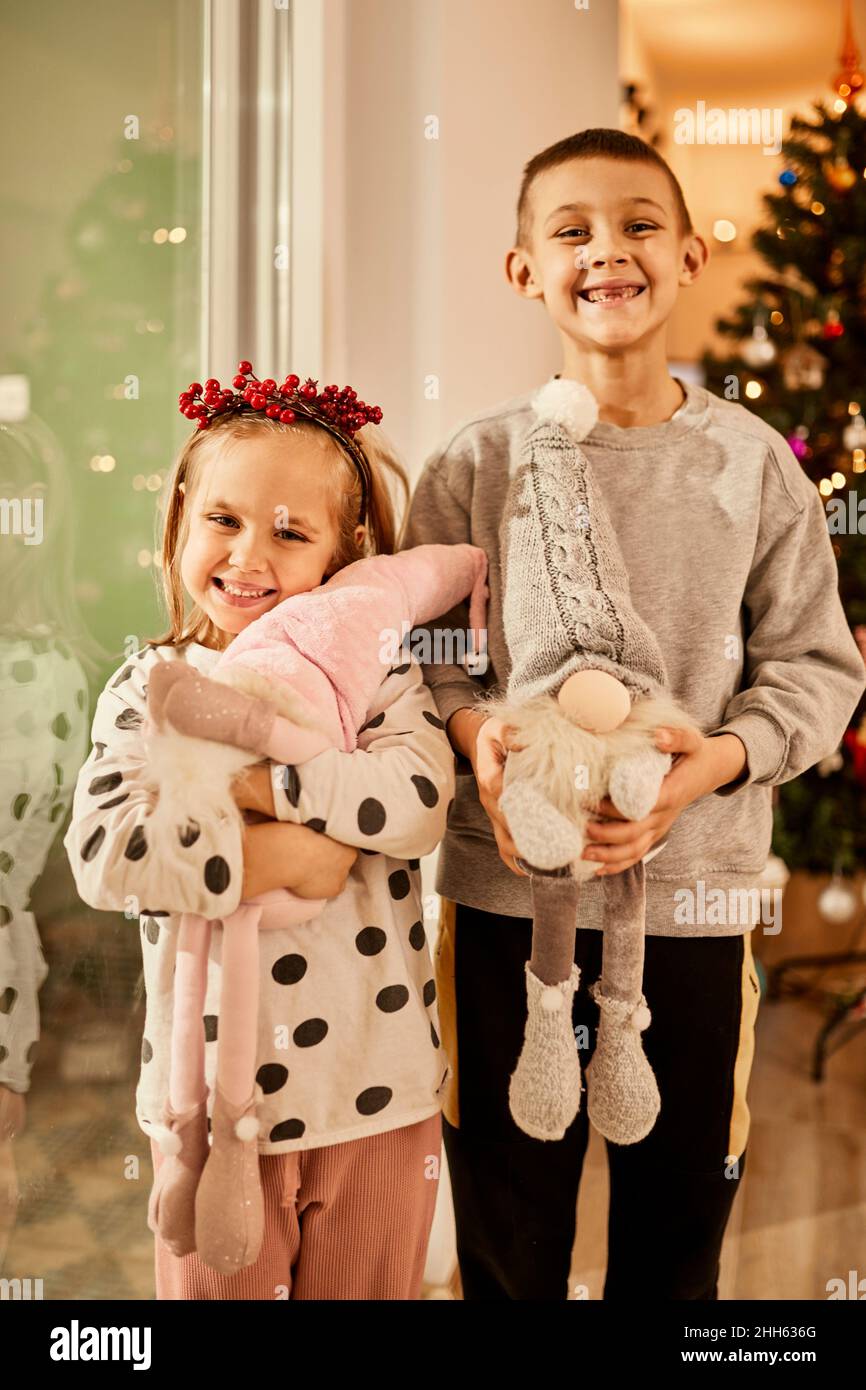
[585,861,660,1145]
[508,872,582,1141]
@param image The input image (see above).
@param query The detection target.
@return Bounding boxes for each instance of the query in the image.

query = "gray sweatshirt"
[402,376,866,937]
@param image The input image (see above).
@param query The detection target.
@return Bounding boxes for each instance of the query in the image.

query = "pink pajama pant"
[151,1111,442,1300]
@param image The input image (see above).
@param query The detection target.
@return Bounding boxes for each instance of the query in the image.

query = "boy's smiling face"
[507,157,707,355]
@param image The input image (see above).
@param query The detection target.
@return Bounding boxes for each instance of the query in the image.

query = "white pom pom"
[630,1002,652,1032]
[532,378,599,442]
[541,985,564,1012]
[154,1125,182,1157]
[234,1114,260,1142]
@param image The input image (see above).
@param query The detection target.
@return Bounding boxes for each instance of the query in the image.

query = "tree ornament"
[822,309,845,339]
[831,0,865,107]
[817,878,858,923]
[740,311,776,367]
[824,155,857,191]
[780,343,827,391]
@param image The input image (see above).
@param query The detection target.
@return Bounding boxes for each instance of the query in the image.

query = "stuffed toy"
[142,542,488,1276]
[482,378,701,1146]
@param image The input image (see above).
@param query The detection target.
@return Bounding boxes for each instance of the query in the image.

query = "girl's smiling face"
[508,157,706,353]
[179,427,358,642]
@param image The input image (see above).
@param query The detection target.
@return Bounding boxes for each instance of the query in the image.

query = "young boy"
[401,128,866,1301]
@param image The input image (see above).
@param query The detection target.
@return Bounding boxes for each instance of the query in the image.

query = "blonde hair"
[147,410,410,651]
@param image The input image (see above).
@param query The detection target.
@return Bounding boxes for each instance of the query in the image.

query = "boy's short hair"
[516,128,694,248]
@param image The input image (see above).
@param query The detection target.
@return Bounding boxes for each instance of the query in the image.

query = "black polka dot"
[49,803,66,822]
[446,797,454,821]
[179,820,200,848]
[357,798,386,835]
[144,919,160,945]
[356,1086,393,1115]
[82,826,105,861]
[388,662,411,676]
[408,858,420,871]
[408,920,426,950]
[124,825,147,861]
[141,909,169,917]
[0,1046,6,1064]
[12,660,36,684]
[359,712,385,733]
[94,742,107,760]
[53,763,63,789]
[272,954,307,985]
[12,793,30,821]
[89,772,123,797]
[0,988,17,1014]
[411,774,439,808]
[423,979,436,1006]
[52,713,71,740]
[281,765,301,807]
[376,985,409,1013]
[26,1041,38,1064]
[0,906,11,927]
[422,710,445,730]
[111,665,134,689]
[115,708,142,732]
[203,1015,218,1043]
[76,688,86,710]
[355,926,386,956]
[256,1063,289,1094]
[359,848,378,857]
[270,1118,305,1142]
[0,852,11,874]
[388,869,410,900]
[141,1037,153,1063]
[431,1022,440,1048]
[204,856,230,894]
[293,1018,328,1048]
[303,818,327,834]
[98,794,129,810]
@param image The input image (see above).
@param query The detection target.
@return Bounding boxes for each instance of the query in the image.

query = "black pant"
[439,902,759,1301]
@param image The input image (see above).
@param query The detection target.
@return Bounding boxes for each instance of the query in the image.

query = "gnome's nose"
[557,670,631,734]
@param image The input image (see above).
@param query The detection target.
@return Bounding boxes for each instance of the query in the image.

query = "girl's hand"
[241,821,358,899]
[231,763,277,817]
[582,727,747,876]
[471,715,531,877]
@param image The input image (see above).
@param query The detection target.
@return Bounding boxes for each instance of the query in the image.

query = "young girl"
[63,368,457,1300]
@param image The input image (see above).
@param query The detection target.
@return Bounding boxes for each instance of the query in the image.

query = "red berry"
[205,378,220,392]
[188,382,203,396]
[301,384,317,399]
[196,416,210,430]
[261,378,277,393]
[232,374,246,389]
[238,360,253,374]
[251,393,267,410]
[280,409,296,424]
[265,404,281,419]
[243,386,255,401]
[285,374,300,390]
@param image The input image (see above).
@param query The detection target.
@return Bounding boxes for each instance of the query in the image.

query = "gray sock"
[529,873,581,985]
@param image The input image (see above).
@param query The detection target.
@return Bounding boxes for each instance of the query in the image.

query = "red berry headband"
[178,361,383,526]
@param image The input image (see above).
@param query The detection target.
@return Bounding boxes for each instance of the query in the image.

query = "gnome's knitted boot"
[194,1085,264,1276]
[509,963,582,1141]
[147,1096,210,1257]
[585,983,660,1145]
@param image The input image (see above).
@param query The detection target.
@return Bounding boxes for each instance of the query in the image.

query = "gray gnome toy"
[483,377,701,1145]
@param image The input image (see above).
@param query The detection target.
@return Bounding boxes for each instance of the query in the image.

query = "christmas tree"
[700,8,866,875]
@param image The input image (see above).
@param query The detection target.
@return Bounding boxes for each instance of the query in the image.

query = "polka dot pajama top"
[63,641,457,1154]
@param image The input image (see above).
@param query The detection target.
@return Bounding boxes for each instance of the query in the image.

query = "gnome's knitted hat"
[501,378,669,704]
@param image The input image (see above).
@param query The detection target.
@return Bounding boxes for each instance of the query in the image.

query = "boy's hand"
[241,821,358,899]
[467,714,531,878]
[582,727,747,875]
[231,763,277,817]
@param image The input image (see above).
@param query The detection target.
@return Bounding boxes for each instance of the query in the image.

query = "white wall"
[322,0,621,480]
